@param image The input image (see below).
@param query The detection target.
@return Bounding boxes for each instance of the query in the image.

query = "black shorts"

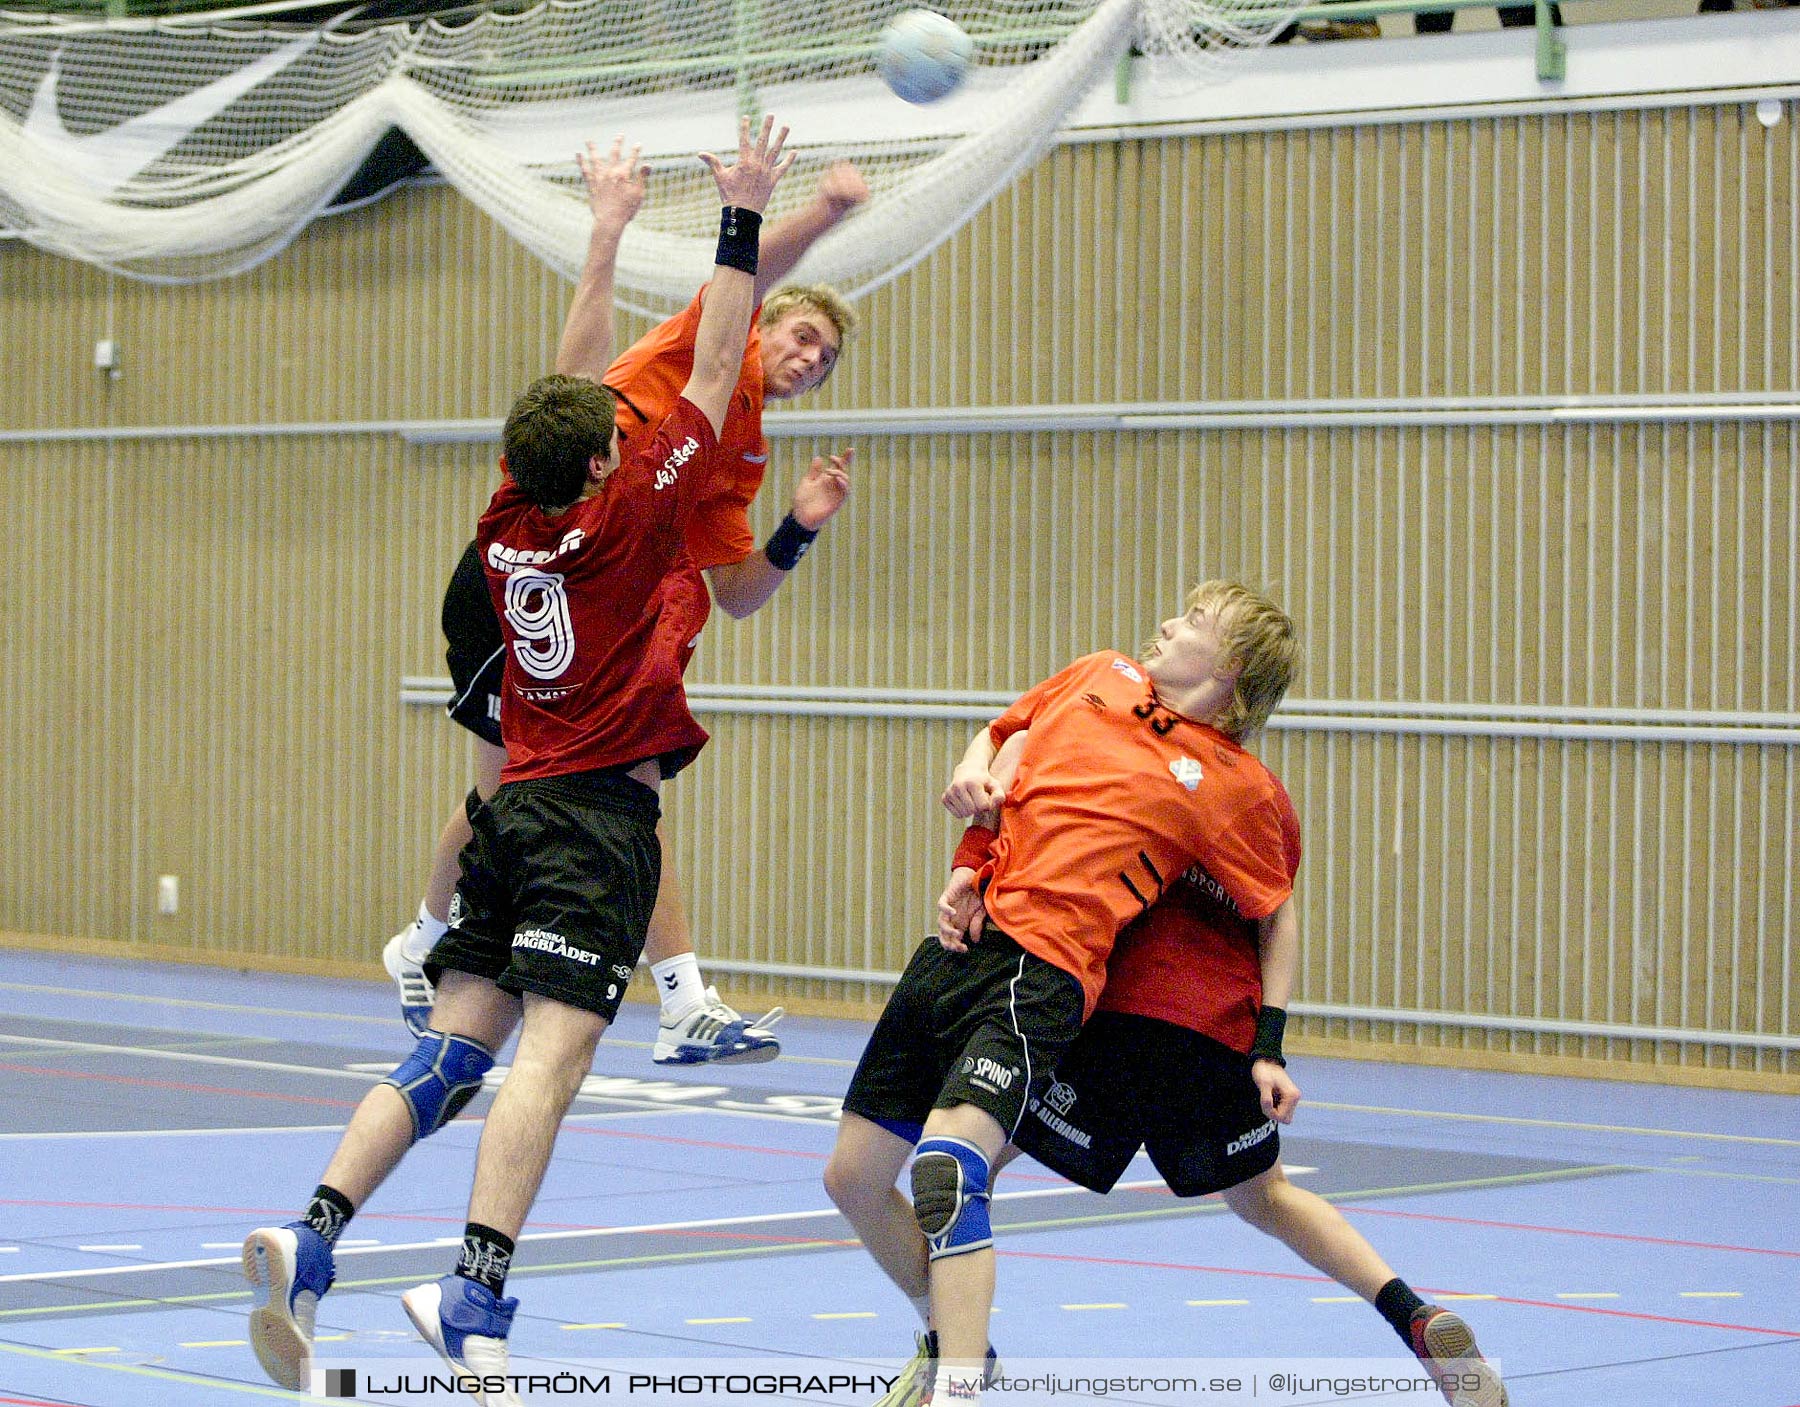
[442,540,505,748]
[427,767,662,1021]
[843,931,1085,1142]
[1011,1011,1280,1197]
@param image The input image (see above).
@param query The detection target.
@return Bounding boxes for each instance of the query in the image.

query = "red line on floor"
[0,1063,360,1109]
[555,1122,1064,1181]
[1495,1294,1800,1338]
[1344,1205,1800,1258]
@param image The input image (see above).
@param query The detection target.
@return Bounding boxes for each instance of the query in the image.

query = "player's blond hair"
[761,284,857,344]
[1190,580,1300,740]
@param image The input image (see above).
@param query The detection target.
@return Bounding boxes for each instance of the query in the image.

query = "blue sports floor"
[1,950,1796,1406]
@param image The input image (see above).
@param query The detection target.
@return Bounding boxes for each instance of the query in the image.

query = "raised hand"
[791,448,853,530]
[816,161,870,217]
[698,114,796,215]
[578,135,648,233]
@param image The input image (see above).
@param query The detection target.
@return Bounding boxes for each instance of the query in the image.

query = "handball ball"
[877,9,974,104]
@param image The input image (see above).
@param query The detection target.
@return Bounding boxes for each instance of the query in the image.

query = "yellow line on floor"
[1679,1291,1743,1299]
[1555,1292,1620,1300]
[563,1322,628,1330]
[687,1316,752,1325]
[1436,1294,1499,1301]
[1187,1299,1249,1307]
[51,1346,118,1354]
[814,1311,879,1320]
[1312,1296,1362,1303]
[179,1339,248,1348]
[1062,1303,1128,1311]
[0,1164,1620,1325]
[0,1338,299,1399]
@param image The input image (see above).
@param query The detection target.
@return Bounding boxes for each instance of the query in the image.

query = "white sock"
[911,1295,932,1329]
[651,952,707,1018]
[402,901,449,964]
[937,1366,984,1403]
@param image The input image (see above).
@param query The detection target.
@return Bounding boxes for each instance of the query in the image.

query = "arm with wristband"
[704,164,867,618]
[683,116,795,438]
[1250,897,1302,1123]
[706,447,854,617]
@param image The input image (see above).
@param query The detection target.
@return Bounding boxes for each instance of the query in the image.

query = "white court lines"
[0,1106,706,1143]
[0,978,397,1026]
[0,1123,354,1142]
[0,1031,398,1083]
[0,978,854,1064]
[0,1032,839,1130]
[0,1179,1144,1287]
[7,985,1782,1144]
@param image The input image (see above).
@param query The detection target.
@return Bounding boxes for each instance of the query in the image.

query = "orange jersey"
[1097,779,1301,1050]
[603,287,767,570]
[980,651,1294,1018]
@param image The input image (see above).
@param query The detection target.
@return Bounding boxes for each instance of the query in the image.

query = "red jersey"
[604,287,767,570]
[1096,778,1302,1051]
[478,398,717,783]
[979,651,1294,1018]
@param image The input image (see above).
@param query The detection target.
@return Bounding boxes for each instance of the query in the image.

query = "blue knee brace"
[911,1136,992,1261]
[383,1031,495,1141]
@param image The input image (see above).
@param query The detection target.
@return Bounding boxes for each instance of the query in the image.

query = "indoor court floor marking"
[0,1162,1615,1307]
[1309,1100,1800,1148]
[0,976,853,1064]
[6,957,1798,1407]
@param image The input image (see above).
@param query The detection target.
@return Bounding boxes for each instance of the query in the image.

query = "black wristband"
[1250,1005,1288,1067]
[715,206,762,275]
[763,512,818,571]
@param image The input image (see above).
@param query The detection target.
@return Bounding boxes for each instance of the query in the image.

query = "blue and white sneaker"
[242,1222,336,1390]
[653,986,783,1065]
[384,929,436,1039]
[402,1275,522,1407]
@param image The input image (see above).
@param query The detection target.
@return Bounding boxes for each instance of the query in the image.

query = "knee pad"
[383,1031,495,1141]
[911,1136,992,1261]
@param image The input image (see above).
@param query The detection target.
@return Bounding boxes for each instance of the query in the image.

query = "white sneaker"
[652,985,783,1065]
[383,930,436,1038]
[242,1223,335,1391]
[401,1275,522,1407]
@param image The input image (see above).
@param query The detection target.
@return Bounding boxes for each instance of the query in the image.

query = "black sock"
[1375,1277,1428,1344]
[303,1185,355,1247]
[455,1222,516,1297]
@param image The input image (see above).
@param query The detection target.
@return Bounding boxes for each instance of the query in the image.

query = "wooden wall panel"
[2,104,1794,1078]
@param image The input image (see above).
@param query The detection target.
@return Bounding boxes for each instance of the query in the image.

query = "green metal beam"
[1536,0,1567,80]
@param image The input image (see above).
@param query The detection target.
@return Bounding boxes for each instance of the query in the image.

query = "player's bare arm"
[706,448,856,618]
[1253,897,1302,1123]
[941,726,1004,818]
[753,160,869,298]
[686,115,796,437]
[555,137,650,382]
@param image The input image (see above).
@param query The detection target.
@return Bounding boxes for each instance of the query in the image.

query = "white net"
[0,0,1298,304]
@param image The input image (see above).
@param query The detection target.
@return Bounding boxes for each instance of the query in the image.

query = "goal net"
[0,0,1298,305]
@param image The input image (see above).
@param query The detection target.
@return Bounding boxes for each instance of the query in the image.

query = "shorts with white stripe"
[441,539,506,748]
[843,929,1085,1140]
